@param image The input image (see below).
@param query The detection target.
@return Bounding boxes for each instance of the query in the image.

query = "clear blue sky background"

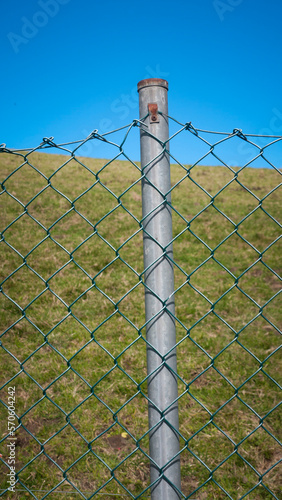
[1,0,282,167]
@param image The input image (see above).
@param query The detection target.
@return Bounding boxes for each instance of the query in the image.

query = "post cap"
[137,78,169,92]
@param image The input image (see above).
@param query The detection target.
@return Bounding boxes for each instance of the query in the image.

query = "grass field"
[0,150,281,500]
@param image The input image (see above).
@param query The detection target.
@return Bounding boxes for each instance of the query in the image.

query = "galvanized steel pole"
[138,79,181,499]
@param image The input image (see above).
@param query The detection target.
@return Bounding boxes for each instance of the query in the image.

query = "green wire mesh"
[0,116,281,499]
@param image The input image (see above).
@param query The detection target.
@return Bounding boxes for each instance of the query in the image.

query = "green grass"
[0,150,281,500]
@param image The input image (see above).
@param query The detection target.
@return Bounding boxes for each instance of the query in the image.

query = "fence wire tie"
[138,118,150,132]
[0,143,7,151]
[232,128,247,140]
[90,130,112,143]
[185,122,198,136]
[132,119,148,128]
[42,136,56,147]
[86,129,99,140]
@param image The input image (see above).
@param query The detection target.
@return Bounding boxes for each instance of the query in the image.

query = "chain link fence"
[0,80,281,499]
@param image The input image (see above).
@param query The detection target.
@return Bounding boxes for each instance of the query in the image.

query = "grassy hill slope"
[0,151,281,499]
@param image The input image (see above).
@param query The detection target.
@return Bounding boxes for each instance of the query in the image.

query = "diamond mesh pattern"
[0,118,281,499]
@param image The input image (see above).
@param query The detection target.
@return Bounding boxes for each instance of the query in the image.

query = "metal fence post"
[138,79,181,499]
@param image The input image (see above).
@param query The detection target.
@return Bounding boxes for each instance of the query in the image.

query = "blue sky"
[1,0,282,167]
